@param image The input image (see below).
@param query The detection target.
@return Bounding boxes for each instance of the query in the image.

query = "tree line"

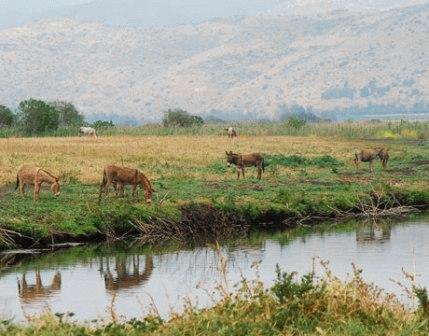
[0,101,206,135]
[0,99,116,135]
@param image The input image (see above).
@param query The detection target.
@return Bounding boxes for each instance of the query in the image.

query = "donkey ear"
[55,178,59,182]
[225,151,229,155]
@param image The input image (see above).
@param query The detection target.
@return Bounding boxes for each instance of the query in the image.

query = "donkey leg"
[132,184,138,197]
[236,168,240,179]
[19,181,25,196]
[257,167,262,179]
[33,183,41,201]
[241,168,245,178]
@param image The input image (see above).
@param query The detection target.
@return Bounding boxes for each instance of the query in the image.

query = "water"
[1,214,428,322]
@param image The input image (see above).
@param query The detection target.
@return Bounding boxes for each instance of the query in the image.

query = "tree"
[0,105,14,127]
[162,109,204,127]
[50,101,84,127]
[91,120,115,129]
[18,99,59,134]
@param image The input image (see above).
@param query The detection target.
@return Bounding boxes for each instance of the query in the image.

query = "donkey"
[79,126,97,138]
[226,127,237,138]
[354,148,389,172]
[16,166,60,201]
[225,151,265,179]
[98,165,154,204]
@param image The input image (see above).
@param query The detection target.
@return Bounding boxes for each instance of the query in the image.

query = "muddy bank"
[1,199,427,251]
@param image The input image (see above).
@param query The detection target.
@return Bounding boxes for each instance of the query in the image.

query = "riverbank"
[0,133,428,249]
[2,264,429,335]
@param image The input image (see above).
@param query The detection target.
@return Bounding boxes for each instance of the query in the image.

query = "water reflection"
[356,223,391,244]
[18,271,61,304]
[102,255,153,292]
[0,214,428,322]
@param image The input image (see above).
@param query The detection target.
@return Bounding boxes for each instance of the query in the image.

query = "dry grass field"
[0,134,419,184]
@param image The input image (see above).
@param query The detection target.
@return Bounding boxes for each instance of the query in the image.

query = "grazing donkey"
[79,126,97,138]
[226,127,237,138]
[354,148,389,172]
[99,165,154,204]
[16,166,61,201]
[225,151,265,179]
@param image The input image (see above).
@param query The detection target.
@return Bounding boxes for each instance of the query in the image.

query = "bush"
[0,105,14,127]
[163,109,204,127]
[91,120,115,129]
[286,116,307,129]
[18,99,59,135]
[50,101,84,127]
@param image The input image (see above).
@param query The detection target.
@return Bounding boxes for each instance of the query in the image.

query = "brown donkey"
[225,151,265,179]
[354,148,389,172]
[16,166,60,201]
[99,165,154,204]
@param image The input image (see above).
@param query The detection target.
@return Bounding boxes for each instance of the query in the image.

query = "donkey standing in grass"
[354,148,389,172]
[225,151,265,179]
[16,166,61,201]
[99,165,154,204]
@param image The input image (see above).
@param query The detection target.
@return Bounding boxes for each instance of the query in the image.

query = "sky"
[0,0,425,29]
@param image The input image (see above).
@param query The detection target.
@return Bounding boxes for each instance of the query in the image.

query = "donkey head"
[225,151,238,167]
[51,178,61,197]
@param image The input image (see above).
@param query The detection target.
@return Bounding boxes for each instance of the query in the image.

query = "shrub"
[0,105,14,127]
[18,99,59,135]
[163,109,204,127]
[50,101,84,127]
[91,120,115,129]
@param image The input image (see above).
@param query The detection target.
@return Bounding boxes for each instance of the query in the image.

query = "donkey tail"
[15,175,19,190]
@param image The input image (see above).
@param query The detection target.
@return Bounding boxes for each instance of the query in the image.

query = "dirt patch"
[237,184,264,191]
[412,160,429,166]
[298,178,334,186]
[339,173,372,184]
[203,181,228,189]
[387,168,415,175]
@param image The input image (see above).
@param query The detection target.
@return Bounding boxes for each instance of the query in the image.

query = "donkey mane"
[39,169,59,181]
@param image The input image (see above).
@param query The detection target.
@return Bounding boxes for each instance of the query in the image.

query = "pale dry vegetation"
[0,135,392,185]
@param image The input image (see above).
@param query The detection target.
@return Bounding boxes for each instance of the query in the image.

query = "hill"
[0,3,428,122]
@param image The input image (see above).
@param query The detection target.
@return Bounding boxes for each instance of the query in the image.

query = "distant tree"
[286,116,307,129]
[91,120,115,129]
[0,105,15,127]
[50,101,84,127]
[163,108,204,127]
[18,99,59,134]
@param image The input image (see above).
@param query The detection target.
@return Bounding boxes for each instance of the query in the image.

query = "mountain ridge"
[0,3,428,122]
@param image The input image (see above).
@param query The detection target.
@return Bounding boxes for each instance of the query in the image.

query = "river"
[1,213,428,322]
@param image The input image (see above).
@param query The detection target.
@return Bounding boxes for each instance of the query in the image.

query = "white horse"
[79,127,97,138]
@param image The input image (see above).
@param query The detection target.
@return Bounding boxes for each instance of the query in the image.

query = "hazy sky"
[0,0,425,29]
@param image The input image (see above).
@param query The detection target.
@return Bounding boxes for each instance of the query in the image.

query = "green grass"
[0,142,428,249]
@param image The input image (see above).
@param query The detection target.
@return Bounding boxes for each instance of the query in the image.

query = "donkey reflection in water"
[101,255,154,292]
[16,166,61,201]
[354,148,389,172]
[98,165,155,204]
[225,151,265,179]
[17,271,62,304]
